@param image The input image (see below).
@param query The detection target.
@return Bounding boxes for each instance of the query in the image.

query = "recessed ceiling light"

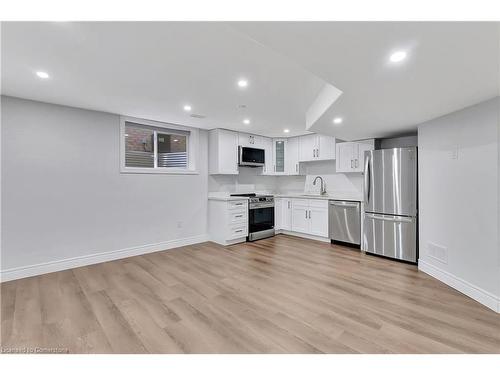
[389,51,407,63]
[243,119,251,125]
[333,117,343,125]
[283,129,290,133]
[36,71,49,79]
[183,104,192,112]
[237,79,248,88]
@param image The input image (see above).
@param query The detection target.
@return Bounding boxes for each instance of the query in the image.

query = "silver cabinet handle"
[234,203,243,206]
[295,163,298,172]
[355,159,358,168]
[235,229,244,233]
[309,210,311,219]
[235,214,243,218]
[305,210,307,219]
[288,201,291,209]
[351,159,353,168]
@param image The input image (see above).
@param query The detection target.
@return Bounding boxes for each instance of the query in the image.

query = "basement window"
[120,116,199,174]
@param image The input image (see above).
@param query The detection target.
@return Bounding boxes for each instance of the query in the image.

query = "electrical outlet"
[427,242,448,264]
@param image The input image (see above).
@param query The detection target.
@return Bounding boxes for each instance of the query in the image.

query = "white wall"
[418,97,500,312]
[208,159,363,196]
[1,96,209,278]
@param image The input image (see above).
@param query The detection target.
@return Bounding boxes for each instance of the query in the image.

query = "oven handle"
[249,203,275,209]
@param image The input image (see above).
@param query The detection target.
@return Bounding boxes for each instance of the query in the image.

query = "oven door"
[249,205,274,235]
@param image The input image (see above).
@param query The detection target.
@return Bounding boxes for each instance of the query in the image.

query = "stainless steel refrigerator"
[363,147,418,263]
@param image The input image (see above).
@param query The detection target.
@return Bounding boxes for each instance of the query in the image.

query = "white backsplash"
[209,159,363,197]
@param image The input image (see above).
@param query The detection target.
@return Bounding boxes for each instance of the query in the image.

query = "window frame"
[120,116,199,175]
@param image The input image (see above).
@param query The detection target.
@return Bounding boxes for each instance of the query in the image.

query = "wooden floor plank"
[1,234,499,353]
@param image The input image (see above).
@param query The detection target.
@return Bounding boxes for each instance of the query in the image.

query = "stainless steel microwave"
[238,146,265,167]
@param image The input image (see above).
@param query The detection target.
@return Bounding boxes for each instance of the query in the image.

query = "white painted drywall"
[1,96,208,272]
[418,97,500,310]
[208,159,363,197]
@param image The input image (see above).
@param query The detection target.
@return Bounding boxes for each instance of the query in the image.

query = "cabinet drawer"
[229,224,247,239]
[308,199,328,208]
[291,198,309,207]
[229,210,247,224]
[227,200,247,211]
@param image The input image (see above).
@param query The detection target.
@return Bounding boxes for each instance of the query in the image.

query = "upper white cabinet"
[299,134,336,162]
[273,139,287,175]
[209,129,239,175]
[261,137,273,175]
[336,141,374,173]
[286,137,300,175]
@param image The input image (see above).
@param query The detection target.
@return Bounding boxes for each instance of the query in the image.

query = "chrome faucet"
[313,176,327,195]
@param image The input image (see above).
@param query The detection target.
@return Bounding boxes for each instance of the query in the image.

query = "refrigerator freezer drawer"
[363,213,417,262]
[329,200,361,245]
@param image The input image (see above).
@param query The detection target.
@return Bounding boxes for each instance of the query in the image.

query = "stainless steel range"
[230,193,275,241]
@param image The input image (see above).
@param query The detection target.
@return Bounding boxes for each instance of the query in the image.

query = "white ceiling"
[2,22,499,140]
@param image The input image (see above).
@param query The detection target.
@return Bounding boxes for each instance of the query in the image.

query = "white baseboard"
[419,259,500,313]
[277,230,330,243]
[0,234,209,283]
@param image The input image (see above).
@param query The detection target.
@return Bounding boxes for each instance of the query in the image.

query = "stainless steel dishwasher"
[329,200,361,247]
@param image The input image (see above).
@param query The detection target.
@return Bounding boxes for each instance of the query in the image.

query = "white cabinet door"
[281,198,292,231]
[354,143,373,172]
[273,139,287,175]
[299,134,317,162]
[286,137,300,175]
[274,198,283,230]
[317,135,336,161]
[209,129,239,175]
[336,142,355,173]
[261,137,273,175]
[309,206,329,237]
[291,200,309,233]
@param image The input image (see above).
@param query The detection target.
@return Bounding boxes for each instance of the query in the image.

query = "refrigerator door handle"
[365,213,414,223]
[364,154,371,204]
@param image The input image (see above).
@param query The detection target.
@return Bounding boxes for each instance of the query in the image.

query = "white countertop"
[208,195,250,202]
[208,192,362,202]
[275,193,363,202]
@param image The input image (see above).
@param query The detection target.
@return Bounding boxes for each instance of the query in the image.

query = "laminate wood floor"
[2,235,500,353]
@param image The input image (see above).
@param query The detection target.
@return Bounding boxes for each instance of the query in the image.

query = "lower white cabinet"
[276,198,329,238]
[208,199,248,245]
[275,198,292,231]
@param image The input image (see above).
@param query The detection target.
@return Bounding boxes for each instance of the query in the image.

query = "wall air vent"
[190,114,206,119]
[427,242,448,264]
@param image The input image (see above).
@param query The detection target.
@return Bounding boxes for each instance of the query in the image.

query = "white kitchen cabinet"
[291,198,329,237]
[298,134,317,162]
[261,137,274,175]
[208,129,239,175]
[286,137,300,175]
[273,139,287,175]
[308,201,329,237]
[291,199,310,234]
[275,198,292,231]
[299,134,336,162]
[208,199,248,245]
[335,141,374,173]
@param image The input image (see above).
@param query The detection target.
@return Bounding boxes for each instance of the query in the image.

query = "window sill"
[120,168,199,175]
